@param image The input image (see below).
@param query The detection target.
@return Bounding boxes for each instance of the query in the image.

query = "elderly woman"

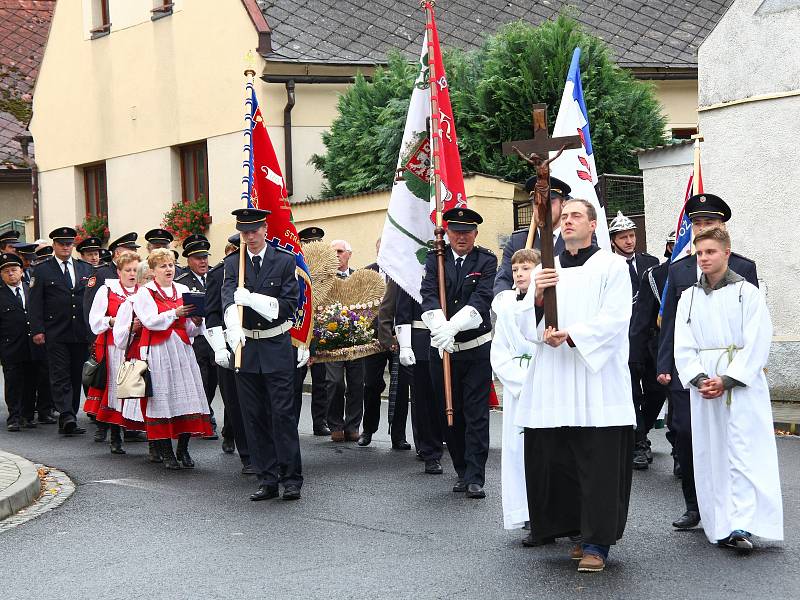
[114,248,212,469]
[86,251,146,454]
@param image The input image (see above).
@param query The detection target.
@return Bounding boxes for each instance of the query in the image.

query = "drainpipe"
[283,80,296,197]
[17,134,39,239]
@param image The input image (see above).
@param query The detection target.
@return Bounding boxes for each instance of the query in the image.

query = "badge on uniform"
[87,276,96,288]
[29,276,35,288]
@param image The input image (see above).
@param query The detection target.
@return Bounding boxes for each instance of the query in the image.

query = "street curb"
[0,451,41,521]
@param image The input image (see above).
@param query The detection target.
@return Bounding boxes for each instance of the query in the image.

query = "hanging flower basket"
[161,196,211,242]
[75,213,109,244]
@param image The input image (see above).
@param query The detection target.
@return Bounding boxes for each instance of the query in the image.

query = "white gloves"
[296,345,310,368]
[427,306,483,355]
[395,324,416,367]
[421,309,447,333]
[234,287,279,322]
[224,305,246,351]
[204,326,232,369]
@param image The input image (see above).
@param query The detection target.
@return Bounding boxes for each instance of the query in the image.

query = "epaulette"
[208,261,224,273]
[475,245,495,256]
[174,271,190,282]
[512,227,529,235]
[75,258,91,266]
[640,252,657,260]
[275,245,295,257]
[730,251,756,265]
[671,253,693,266]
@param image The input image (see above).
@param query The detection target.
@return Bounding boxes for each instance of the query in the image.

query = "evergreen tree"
[311,15,667,198]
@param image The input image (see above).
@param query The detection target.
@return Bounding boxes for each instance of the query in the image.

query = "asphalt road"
[0,393,797,600]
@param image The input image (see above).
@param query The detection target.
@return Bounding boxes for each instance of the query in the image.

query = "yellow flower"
[327,322,338,332]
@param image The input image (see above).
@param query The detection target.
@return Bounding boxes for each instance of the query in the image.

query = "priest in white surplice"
[490,248,540,532]
[674,227,782,553]
[515,199,636,573]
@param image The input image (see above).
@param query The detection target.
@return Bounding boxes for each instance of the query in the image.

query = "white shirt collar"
[452,249,469,262]
[6,282,22,293]
[247,245,267,262]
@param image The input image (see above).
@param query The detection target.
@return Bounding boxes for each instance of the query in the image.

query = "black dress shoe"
[221,438,235,454]
[60,421,86,436]
[466,483,486,499]
[7,422,21,432]
[357,433,372,447]
[392,440,412,450]
[313,425,331,436]
[241,464,258,476]
[415,450,424,462]
[282,484,302,501]
[452,479,467,493]
[21,419,37,429]
[37,414,57,425]
[250,485,279,501]
[522,532,556,547]
[672,510,700,529]
[632,443,649,470]
[424,459,443,474]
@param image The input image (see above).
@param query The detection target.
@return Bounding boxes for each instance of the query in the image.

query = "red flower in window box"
[75,213,109,245]
[161,196,210,242]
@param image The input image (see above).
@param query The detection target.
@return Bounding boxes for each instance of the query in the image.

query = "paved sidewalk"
[0,450,40,520]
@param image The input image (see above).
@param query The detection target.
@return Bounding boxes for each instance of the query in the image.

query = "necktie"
[15,287,23,308]
[455,257,464,279]
[337,271,348,279]
[63,261,73,289]
[252,255,261,276]
[627,257,639,296]
[200,274,206,289]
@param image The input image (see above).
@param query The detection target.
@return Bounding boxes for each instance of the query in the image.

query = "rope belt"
[450,332,492,353]
[699,344,743,406]
[242,321,292,340]
[513,353,532,369]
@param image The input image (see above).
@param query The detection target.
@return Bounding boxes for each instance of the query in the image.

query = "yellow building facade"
[30,0,704,264]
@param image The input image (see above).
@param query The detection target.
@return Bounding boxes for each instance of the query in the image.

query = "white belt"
[451,332,492,353]
[412,320,428,330]
[242,321,292,339]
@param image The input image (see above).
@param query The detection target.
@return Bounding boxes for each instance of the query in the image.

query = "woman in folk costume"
[85,251,146,455]
[490,248,540,533]
[674,227,782,553]
[114,248,212,470]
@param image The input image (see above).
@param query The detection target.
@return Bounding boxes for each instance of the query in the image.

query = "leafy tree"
[311,15,667,198]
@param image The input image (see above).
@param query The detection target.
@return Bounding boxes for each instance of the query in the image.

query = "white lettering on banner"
[261,166,284,187]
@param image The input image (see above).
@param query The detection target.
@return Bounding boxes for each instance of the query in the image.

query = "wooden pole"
[692,133,703,195]
[235,66,256,371]
[423,0,453,427]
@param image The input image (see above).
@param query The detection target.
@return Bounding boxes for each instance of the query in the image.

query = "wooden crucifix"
[502,104,581,328]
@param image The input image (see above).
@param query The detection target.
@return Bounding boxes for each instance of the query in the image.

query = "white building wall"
[38,167,83,235]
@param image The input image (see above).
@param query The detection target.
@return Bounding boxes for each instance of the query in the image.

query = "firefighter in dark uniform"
[29,227,95,435]
[607,211,661,470]
[294,226,330,435]
[656,193,758,530]
[33,245,53,266]
[222,208,303,501]
[175,234,220,439]
[421,208,497,499]
[204,233,253,471]
[630,230,678,474]
[396,285,443,474]
[0,229,20,253]
[76,237,103,267]
[98,248,113,266]
[0,253,48,431]
[494,177,571,295]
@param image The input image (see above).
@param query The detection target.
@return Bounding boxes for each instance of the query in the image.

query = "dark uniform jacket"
[29,257,94,343]
[221,245,298,374]
[83,261,117,340]
[174,268,213,358]
[494,228,567,295]
[629,260,668,365]
[420,245,497,360]
[395,285,430,363]
[204,260,226,330]
[657,252,758,390]
[627,252,659,305]
[0,283,45,364]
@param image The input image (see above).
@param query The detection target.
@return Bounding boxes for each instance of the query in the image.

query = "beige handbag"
[116,315,153,399]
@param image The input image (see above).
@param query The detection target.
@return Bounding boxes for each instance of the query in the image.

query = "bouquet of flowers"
[311,300,382,362]
[161,196,211,241]
[75,213,109,244]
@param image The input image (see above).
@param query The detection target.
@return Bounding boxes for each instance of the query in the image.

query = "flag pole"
[422,0,453,427]
[235,59,256,371]
[692,133,703,195]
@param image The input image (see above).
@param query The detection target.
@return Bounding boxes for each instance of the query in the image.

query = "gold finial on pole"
[244,49,257,77]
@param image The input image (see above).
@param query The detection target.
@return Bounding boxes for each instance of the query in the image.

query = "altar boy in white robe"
[491,248,540,532]
[515,199,636,573]
[674,227,782,553]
